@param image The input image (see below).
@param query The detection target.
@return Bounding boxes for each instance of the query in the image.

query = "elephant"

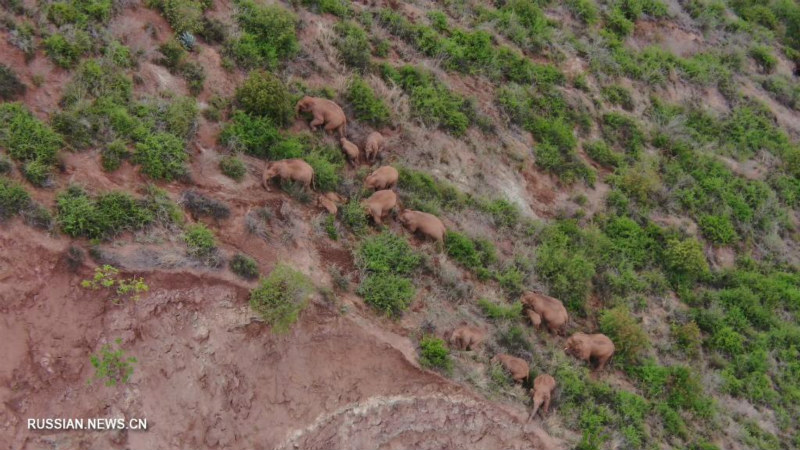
[564,332,615,372]
[317,192,345,215]
[364,166,399,191]
[398,209,446,244]
[492,354,529,383]
[445,325,485,351]
[295,96,347,138]
[364,131,385,163]
[528,374,556,420]
[360,189,397,226]
[262,159,314,192]
[521,292,569,335]
[340,137,360,167]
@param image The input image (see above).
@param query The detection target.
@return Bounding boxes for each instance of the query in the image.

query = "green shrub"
[535,222,597,312]
[220,155,246,181]
[0,64,25,100]
[749,45,777,73]
[0,156,11,175]
[585,140,623,168]
[230,253,259,280]
[760,75,800,110]
[672,321,702,358]
[698,214,738,245]
[566,0,599,24]
[710,325,745,355]
[249,263,313,332]
[301,0,351,17]
[340,197,368,234]
[445,230,496,276]
[419,336,452,372]
[357,273,415,317]
[346,76,391,126]
[183,223,217,257]
[230,0,299,69]
[334,21,370,71]
[357,231,420,275]
[235,71,293,126]
[478,298,523,320]
[164,96,198,139]
[0,177,31,220]
[606,7,635,37]
[303,150,342,193]
[157,0,209,33]
[396,166,468,213]
[101,139,129,172]
[496,325,532,356]
[0,103,62,185]
[381,64,470,135]
[133,132,188,180]
[219,111,298,158]
[602,85,634,111]
[663,237,709,284]
[89,338,137,386]
[56,187,156,239]
[601,112,645,157]
[599,306,650,363]
[43,31,91,68]
[158,39,187,70]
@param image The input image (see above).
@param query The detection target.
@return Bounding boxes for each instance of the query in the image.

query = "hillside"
[0,0,799,449]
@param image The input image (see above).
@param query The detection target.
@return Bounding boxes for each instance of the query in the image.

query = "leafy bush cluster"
[396,166,469,214]
[250,263,313,332]
[219,155,246,181]
[181,190,230,221]
[89,338,137,387]
[445,231,496,279]
[334,21,371,72]
[151,0,210,34]
[0,103,62,186]
[230,253,259,280]
[298,0,352,17]
[0,64,26,101]
[381,64,472,135]
[598,306,650,364]
[477,298,522,320]
[419,336,452,372]
[228,0,299,69]
[0,177,32,220]
[81,264,149,303]
[56,185,175,239]
[345,76,391,127]
[234,70,294,126]
[157,39,206,94]
[356,232,419,317]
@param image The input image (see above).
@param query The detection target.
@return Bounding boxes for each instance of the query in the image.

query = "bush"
[663,237,709,284]
[585,140,623,168]
[249,264,313,332]
[599,306,650,363]
[335,21,371,72]
[183,223,217,257]
[303,151,342,193]
[346,76,391,126]
[301,0,351,17]
[100,140,129,172]
[56,187,156,239]
[43,31,91,68]
[566,0,598,24]
[535,223,597,312]
[220,155,246,181]
[133,132,188,180]
[157,0,209,34]
[496,325,532,357]
[0,64,25,100]
[478,298,523,320]
[396,166,468,213]
[698,214,738,245]
[357,231,420,275]
[419,336,452,372]
[89,338,137,386]
[602,85,634,111]
[606,8,635,37]
[0,103,62,185]
[181,190,231,220]
[340,197,368,234]
[219,111,296,158]
[601,112,645,158]
[357,273,415,317]
[0,177,31,220]
[750,45,777,73]
[230,253,259,279]
[230,0,299,69]
[478,198,521,228]
[235,70,293,126]
[672,321,702,358]
[445,230,496,276]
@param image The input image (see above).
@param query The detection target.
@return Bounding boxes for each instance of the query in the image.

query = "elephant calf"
[565,332,615,372]
[360,190,397,226]
[492,354,529,383]
[340,137,360,167]
[528,374,556,420]
[262,159,314,192]
[398,210,446,243]
[317,192,345,215]
[364,131,385,163]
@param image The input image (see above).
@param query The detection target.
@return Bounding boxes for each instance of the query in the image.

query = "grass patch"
[478,298,523,320]
[0,103,62,186]
[346,75,391,126]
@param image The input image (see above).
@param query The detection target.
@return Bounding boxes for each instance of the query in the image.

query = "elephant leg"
[309,115,325,130]
[543,395,551,414]
[371,208,382,225]
[596,355,610,372]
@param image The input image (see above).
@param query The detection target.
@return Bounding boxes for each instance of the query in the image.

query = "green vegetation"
[599,306,650,364]
[230,253,259,280]
[229,0,299,69]
[749,45,777,73]
[89,338,137,387]
[346,76,391,126]
[183,223,218,260]
[43,30,91,68]
[477,298,523,320]
[0,103,62,186]
[419,336,452,372]
[356,232,419,317]
[181,190,231,221]
[396,166,469,214]
[133,132,189,180]
[334,21,371,72]
[56,186,166,239]
[445,231,496,279]
[219,155,246,181]
[81,265,150,303]
[249,264,313,332]
[299,0,352,17]
[157,39,206,94]
[234,70,294,126]
[0,177,32,221]
[602,85,634,111]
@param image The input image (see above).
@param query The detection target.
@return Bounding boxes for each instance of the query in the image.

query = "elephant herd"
[263,95,617,421]
[448,291,615,420]
[263,95,447,241]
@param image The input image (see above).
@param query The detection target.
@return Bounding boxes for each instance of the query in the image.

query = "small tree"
[89,338,137,386]
[235,70,293,126]
[599,306,650,363]
[250,264,313,332]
